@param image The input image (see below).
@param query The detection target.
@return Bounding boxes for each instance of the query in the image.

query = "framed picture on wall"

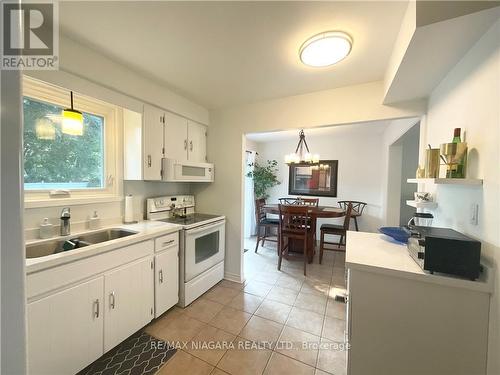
[288,160,338,197]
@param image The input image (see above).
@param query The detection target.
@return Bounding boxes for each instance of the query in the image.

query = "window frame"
[23,77,122,206]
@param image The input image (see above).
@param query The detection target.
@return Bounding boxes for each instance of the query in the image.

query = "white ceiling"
[60,1,408,109]
[246,119,391,143]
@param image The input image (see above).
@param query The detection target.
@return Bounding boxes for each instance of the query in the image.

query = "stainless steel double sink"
[26,228,138,259]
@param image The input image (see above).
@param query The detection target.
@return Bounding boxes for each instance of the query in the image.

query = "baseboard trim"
[224,271,244,284]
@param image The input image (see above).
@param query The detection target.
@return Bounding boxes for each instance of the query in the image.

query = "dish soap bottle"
[39,218,54,239]
[89,211,101,230]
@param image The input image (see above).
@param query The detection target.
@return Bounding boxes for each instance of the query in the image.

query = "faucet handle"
[61,207,71,218]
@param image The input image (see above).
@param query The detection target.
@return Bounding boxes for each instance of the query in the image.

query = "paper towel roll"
[124,195,134,223]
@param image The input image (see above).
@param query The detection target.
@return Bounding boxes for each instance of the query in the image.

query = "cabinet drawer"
[155,232,179,252]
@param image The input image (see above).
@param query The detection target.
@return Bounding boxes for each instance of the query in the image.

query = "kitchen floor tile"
[286,306,325,336]
[151,314,207,343]
[325,299,346,320]
[275,326,320,367]
[263,352,315,375]
[211,368,230,375]
[157,350,213,375]
[203,285,241,305]
[243,280,273,297]
[316,338,347,375]
[266,285,299,306]
[294,292,327,315]
[219,280,245,290]
[255,300,292,324]
[275,274,304,292]
[217,338,272,375]
[184,298,225,323]
[239,315,284,348]
[322,316,346,342]
[185,325,236,366]
[209,306,252,335]
[145,307,184,337]
[227,292,263,314]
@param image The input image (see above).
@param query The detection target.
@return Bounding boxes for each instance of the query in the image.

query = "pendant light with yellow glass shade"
[62,91,84,136]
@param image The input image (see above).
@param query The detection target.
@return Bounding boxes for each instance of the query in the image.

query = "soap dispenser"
[89,211,101,230]
[39,218,54,239]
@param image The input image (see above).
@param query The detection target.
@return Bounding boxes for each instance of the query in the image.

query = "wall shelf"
[407,178,483,185]
[406,200,438,209]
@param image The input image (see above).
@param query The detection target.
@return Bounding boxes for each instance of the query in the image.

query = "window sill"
[25,195,123,209]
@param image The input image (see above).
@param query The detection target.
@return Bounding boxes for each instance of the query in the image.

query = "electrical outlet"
[470,203,479,225]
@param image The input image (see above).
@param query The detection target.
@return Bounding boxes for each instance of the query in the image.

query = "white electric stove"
[146,195,225,307]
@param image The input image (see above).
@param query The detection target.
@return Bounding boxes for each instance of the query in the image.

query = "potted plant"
[246,159,280,199]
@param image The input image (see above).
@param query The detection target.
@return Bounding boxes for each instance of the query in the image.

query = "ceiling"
[60,1,408,109]
[246,119,391,143]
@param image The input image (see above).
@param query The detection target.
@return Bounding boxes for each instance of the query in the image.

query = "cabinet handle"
[190,141,193,151]
[162,239,175,248]
[93,299,100,318]
[184,140,188,150]
[109,291,116,309]
[147,155,152,167]
[159,269,164,284]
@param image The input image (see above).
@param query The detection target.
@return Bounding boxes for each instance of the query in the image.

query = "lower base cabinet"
[28,277,104,375]
[104,257,154,351]
[155,247,179,317]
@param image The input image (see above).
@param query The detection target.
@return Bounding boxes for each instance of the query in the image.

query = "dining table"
[262,204,345,263]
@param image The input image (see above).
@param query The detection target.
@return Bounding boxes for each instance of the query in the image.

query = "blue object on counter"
[379,227,410,243]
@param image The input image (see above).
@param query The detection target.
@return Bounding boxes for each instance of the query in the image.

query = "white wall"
[253,123,388,237]
[421,20,500,374]
[194,81,426,282]
[398,124,420,225]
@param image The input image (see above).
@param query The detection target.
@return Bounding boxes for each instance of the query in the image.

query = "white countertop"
[346,231,493,294]
[26,220,182,274]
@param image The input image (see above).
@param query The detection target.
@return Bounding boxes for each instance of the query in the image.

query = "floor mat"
[78,331,176,375]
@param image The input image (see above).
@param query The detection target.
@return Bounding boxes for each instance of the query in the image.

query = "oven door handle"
[186,220,225,235]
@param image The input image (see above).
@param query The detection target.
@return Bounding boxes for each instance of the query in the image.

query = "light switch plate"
[470,203,479,225]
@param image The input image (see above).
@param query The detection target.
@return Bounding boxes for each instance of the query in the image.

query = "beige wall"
[194,81,426,282]
[421,20,500,373]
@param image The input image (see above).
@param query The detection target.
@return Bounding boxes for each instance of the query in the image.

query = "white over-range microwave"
[162,158,214,182]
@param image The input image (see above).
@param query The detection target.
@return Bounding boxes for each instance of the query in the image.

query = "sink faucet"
[60,207,71,236]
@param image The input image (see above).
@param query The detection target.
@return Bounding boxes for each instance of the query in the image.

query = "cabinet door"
[188,121,207,162]
[155,247,179,317]
[104,257,154,351]
[28,277,104,375]
[164,111,188,162]
[143,104,164,180]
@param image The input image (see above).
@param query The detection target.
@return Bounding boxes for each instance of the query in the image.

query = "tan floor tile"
[322,316,346,342]
[145,307,184,336]
[294,292,327,315]
[203,285,241,305]
[227,292,263,314]
[185,325,236,366]
[211,368,230,375]
[315,369,330,375]
[266,285,299,306]
[158,350,214,375]
[300,280,330,297]
[151,314,207,342]
[263,352,314,375]
[243,280,273,297]
[276,326,319,367]
[219,280,245,290]
[209,306,252,335]
[255,300,292,324]
[316,338,347,375]
[286,306,324,336]
[275,274,304,292]
[239,315,283,348]
[251,271,280,285]
[184,298,225,323]
[331,273,346,288]
[326,299,346,320]
[217,338,272,375]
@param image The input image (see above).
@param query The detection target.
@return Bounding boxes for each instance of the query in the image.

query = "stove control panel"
[147,195,195,215]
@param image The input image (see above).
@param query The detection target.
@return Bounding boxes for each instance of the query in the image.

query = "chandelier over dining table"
[284,129,320,164]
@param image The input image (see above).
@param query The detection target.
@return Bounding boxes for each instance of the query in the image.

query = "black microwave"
[407,226,481,280]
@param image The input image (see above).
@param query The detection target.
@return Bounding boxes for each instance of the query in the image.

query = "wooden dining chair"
[319,203,353,264]
[254,198,279,253]
[279,197,299,205]
[277,204,310,276]
[338,201,366,231]
[296,197,319,207]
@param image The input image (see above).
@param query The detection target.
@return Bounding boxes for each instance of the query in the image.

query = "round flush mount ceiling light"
[299,31,352,67]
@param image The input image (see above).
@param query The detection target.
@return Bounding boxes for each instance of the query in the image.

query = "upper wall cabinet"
[124,105,208,181]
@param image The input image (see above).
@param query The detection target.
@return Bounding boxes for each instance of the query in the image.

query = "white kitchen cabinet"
[104,257,154,351]
[164,111,188,162]
[155,246,179,317]
[188,120,207,163]
[27,277,104,375]
[142,104,165,180]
